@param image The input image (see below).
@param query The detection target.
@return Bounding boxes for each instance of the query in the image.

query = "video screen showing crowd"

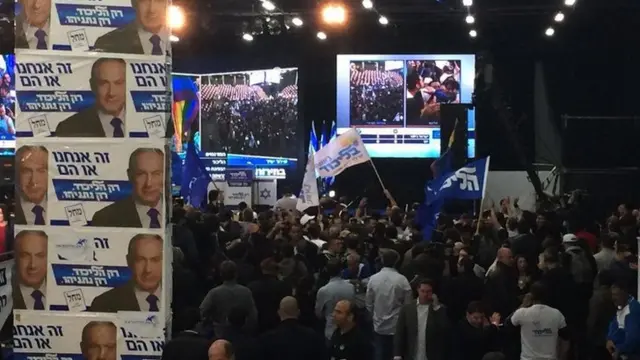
[349,60,404,126]
[200,68,298,159]
[406,60,461,126]
[0,55,15,143]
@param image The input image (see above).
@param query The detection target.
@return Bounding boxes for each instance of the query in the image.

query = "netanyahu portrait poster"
[14,51,169,138]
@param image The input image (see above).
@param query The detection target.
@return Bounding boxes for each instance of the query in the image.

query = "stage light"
[321,3,347,26]
[362,0,373,9]
[168,5,185,30]
[317,31,327,40]
[462,0,473,6]
[169,34,179,42]
[564,0,576,6]
[292,17,303,26]
[465,15,475,24]
[378,15,388,25]
[328,190,336,198]
[242,33,254,41]
[545,27,555,36]
[262,0,276,11]
[469,29,477,37]
[554,12,565,22]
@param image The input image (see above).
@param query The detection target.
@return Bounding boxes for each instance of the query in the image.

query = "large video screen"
[0,54,15,156]
[337,55,475,158]
[199,68,299,168]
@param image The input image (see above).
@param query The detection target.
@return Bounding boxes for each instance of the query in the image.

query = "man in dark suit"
[55,58,127,138]
[13,230,48,310]
[90,233,163,312]
[15,145,48,225]
[393,279,451,360]
[15,0,51,50]
[94,0,169,55]
[80,321,117,360]
[91,148,164,228]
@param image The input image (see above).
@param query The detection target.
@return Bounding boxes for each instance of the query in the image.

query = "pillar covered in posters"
[12,0,172,358]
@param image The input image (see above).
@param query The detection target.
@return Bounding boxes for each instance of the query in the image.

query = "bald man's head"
[208,340,234,360]
[278,296,299,320]
[497,247,514,267]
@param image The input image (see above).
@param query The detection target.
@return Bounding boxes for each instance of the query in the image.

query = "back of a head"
[241,208,254,222]
[543,247,560,265]
[380,248,399,268]
[279,296,299,320]
[209,339,234,360]
[260,258,279,275]
[482,352,506,360]
[219,260,237,282]
[516,218,530,235]
[326,259,342,278]
[529,281,548,304]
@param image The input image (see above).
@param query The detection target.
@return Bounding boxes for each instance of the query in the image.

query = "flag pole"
[369,159,386,190]
[475,156,491,233]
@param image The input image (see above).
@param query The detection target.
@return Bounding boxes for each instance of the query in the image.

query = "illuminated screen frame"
[0,54,16,156]
[336,54,476,158]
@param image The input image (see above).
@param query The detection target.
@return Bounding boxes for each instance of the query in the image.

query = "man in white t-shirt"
[510,282,570,360]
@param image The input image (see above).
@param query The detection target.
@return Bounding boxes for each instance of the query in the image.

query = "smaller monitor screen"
[337,54,475,158]
[0,54,15,156]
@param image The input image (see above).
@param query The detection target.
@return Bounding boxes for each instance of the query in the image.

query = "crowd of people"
[406,60,461,126]
[0,56,15,138]
[350,66,404,126]
[199,83,298,158]
[164,189,640,360]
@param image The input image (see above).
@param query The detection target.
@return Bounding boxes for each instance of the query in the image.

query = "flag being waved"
[426,156,491,205]
[181,142,211,209]
[297,155,320,212]
[313,128,371,178]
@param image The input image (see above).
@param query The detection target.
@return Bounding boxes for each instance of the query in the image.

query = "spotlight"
[262,0,276,11]
[378,15,388,25]
[168,5,185,30]
[328,190,336,198]
[554,12,565,22]
[545,27,555,36]
[169,34,179,42]
[469,29,477,37]
[462,0,473,6]
[564,0,576,5]
[465,15,475,24]
[317,31,327,40]
[292,17,303,26]
[362,0,373,9]
[321,3,347,26]
[242,33,254,41]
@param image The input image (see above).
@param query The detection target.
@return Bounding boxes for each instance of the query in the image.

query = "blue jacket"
[607,298,640,356]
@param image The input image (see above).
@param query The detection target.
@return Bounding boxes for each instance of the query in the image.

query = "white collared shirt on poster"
[137,28,169,55]
[19,281,46,310]
[23,20,50,49]
[98,110,126,138]
[134,286,162,312]
[20,199,46,225]
[135,202,163,228]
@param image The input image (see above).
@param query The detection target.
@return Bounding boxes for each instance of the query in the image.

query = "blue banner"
[51,264,131,288]
[226,169,253,187]
[56,4,135,28]
[130,91,170,113]
[426,157,490,205]
[17,91,95,112]
[52,179,132,202]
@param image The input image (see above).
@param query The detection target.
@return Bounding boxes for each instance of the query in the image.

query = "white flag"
[297,155,320,212]
[313,128,371,178]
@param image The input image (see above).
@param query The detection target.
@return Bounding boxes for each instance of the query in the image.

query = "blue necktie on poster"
[181,142,211,209]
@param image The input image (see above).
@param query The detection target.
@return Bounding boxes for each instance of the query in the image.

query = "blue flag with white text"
[426,157,490,206]
[181,142,211,209]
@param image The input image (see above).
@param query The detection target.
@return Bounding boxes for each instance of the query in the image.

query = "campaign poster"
[118,311,165,360]
[15,0,170,55]
[13,138,166,228]
[224,168,252,206]
[14,51,169,138]
[13,310,119,360]
[12,227,166,315]
[0,259,14,329]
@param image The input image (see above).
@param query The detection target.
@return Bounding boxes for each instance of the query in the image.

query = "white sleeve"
[511,308,524,326]
[557,310,567,329]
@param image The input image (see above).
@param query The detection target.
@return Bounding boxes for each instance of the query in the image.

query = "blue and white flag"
[181,142,210,209]
[313,128,371,178]
[426,157,491,205]
[297,155,320,212]
[324,121,337,187]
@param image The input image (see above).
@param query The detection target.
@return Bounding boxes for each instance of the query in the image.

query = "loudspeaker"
[439,104,469,169]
